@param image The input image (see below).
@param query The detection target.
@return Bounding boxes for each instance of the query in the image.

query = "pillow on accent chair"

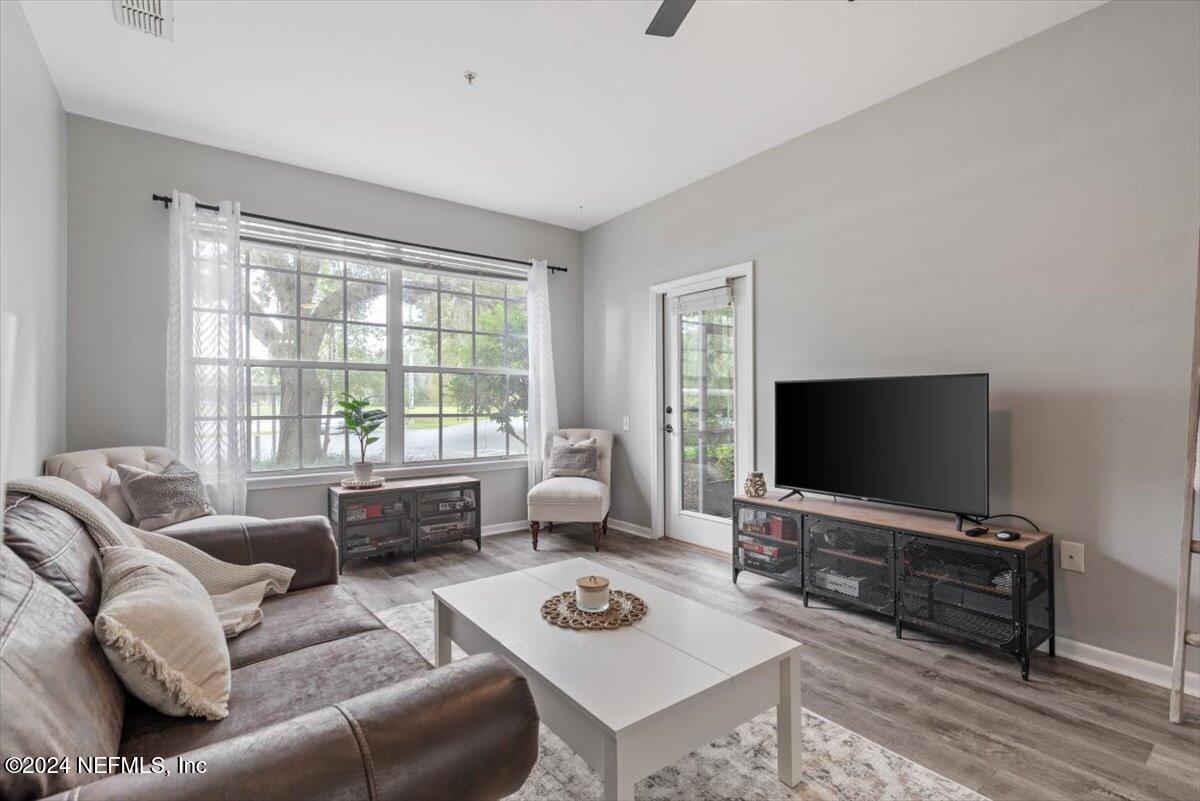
[547,436,599,480]
[94,546,231,721]
[116,462,214,531]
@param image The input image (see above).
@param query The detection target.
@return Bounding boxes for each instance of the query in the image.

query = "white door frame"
[649,261,755,541]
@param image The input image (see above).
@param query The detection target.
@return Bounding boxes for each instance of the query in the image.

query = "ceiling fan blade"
[645,0,696,38]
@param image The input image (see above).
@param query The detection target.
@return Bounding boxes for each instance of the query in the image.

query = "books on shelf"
[738,543,798,574]
[738,536,787,558]
[739,513,799,543]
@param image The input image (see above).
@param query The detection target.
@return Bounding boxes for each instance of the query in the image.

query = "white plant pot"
[352,462,374,482]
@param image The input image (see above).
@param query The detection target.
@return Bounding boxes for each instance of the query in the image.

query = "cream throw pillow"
[94,546,231,720]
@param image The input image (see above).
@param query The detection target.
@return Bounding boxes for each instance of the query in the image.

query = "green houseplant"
[337,392,388,482]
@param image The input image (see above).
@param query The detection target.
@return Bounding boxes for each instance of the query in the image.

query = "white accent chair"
[527,428,613,552]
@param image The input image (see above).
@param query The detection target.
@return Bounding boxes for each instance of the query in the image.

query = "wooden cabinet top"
[735,492,1053,552]
[329,474,480,497]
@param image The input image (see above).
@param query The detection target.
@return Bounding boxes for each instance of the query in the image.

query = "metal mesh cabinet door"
[803,516,894,613]
[732,501,802,586]
[1024,543,1053,652]
[419,485,477,516]
[897,534,1020,651]
[418,511,479,546]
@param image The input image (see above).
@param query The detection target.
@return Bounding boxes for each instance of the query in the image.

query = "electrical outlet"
[1060,541,1085,573]
[622,416,630,431]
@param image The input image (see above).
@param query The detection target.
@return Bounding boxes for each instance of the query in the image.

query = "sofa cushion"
[3,492,104,618]
[528,476,611,522]
[159,514,265,534]
[0,546,125,801]
[120,627,429,759]
[45,446,178,523]
[226,584,385,669]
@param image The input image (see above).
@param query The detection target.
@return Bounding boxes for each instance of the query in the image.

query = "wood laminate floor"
[341,525,1200,801]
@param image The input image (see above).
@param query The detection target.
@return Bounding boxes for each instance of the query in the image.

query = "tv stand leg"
[955,513,968,531]
[780,490,804,502]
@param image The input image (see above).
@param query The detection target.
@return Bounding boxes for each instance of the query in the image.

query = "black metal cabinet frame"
[732,498,1055,679]
[329,478,481,571]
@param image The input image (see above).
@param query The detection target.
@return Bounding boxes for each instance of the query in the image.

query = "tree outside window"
[243,243,528,473]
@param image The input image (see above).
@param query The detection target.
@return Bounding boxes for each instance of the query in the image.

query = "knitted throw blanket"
[7,476,292,637]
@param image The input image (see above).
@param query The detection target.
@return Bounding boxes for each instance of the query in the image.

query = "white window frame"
[240,241,529,479]
[390,267,529,466]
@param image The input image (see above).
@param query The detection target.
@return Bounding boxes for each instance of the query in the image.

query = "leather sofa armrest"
[41,654,539,801]
[166,516,338,590]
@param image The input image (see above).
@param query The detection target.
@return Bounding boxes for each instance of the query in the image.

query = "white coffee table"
[432,557,802,801]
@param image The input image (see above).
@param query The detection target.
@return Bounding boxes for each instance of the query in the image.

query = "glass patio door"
[664,276,752,551]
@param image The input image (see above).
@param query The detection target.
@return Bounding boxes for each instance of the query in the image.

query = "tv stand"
[732,493,1055,680]
[955,513,976,531]
[779,490,804,501]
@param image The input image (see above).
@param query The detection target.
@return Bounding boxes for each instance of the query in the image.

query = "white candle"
[576,575,610,612]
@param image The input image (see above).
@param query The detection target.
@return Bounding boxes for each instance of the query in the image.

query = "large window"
[241,241,528,473]
[399,271,528,462]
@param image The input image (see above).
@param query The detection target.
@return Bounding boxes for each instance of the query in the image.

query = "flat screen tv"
[775,374,989,517]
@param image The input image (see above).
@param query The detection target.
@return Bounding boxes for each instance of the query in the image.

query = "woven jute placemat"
[540,590,648,630]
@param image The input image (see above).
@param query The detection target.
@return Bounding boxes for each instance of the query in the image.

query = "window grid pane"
[247,259,530,472]
[397,270,529,463]
[246,245,391,472]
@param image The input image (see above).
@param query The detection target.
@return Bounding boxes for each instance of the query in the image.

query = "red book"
[766,514,798,541]
[740,539,782,558]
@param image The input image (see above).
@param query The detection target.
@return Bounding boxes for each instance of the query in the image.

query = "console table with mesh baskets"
[328,475,481,571]
[732,493,1055,679]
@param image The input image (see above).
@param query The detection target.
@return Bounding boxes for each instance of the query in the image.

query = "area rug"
[379,600,988,801]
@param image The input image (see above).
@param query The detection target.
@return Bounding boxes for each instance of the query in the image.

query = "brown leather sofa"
[0,492,539,801]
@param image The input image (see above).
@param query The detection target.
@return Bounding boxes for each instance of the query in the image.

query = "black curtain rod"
[150,194,567,274]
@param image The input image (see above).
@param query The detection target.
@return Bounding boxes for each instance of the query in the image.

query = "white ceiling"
[22,0,1104,230]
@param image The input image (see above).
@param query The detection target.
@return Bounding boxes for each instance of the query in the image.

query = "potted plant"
[337,392,388,482]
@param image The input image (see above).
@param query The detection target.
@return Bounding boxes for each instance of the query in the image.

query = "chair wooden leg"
[531,521,540,551]
[602,516,608,538]
[593,522,602,552]
[546,521,554,533]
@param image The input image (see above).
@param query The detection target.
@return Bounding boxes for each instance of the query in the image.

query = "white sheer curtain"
[166,191,248,514]
[526,259,559,488]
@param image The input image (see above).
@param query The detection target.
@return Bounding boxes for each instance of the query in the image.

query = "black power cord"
[970,513,1042,532]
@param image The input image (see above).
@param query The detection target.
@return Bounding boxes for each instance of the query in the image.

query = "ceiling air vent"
[112,0,174,41]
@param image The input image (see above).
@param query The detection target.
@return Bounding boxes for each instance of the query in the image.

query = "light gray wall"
[65,116,583,524]
[0,2,67,477]
[582,0,1200,668]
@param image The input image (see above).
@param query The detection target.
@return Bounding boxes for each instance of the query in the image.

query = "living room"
[2,1,1198,800]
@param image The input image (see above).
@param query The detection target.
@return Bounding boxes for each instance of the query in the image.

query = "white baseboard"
[481,520,528,537]
[608,518,658,539]
[1040,637,1199,697]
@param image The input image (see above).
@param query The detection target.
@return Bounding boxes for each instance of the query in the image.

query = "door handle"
[663,424,674,433]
